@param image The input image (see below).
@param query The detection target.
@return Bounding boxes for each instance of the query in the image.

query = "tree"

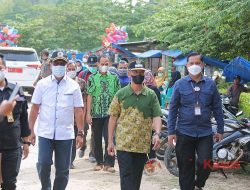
[134,0,250,59]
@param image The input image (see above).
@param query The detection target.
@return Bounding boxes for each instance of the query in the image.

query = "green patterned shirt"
[87,71,120,118]
[108,85,162,154]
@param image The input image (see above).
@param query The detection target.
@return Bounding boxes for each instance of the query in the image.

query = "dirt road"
[17,143,250,190]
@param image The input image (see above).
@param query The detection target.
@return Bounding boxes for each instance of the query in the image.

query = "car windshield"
[0,50,38,62]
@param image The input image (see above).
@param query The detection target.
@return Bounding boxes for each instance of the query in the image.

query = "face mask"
[67,71,77,79]
[52,65,66,78]
[0,70,5,81]
[158,73,163,77]
[76,66,82,72]
[99,65,109,73]
[118,69,128,77]
[132,75,144,84]
[187,65,202,76]
[89,67,97,74]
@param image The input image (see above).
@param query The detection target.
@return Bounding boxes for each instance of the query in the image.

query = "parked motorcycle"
[164,118,250,178]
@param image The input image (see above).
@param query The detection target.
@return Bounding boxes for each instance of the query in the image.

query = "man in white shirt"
[29,50,84,190]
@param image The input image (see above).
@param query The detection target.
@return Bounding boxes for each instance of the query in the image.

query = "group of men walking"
[2,49,248,190]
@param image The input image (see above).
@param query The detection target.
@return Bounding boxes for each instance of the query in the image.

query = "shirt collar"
[51,75,67,82]
[128,85,147,96]
[185,75,206,83]
[3,79,11,90]
[96,71,111,77]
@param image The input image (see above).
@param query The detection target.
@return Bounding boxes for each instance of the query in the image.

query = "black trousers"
[176,133,213,190]
[117,151,147,190]
[92,117,114,166]
[0,148,22,190]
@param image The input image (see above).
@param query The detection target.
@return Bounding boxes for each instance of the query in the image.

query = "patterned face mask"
[118,69,128,77]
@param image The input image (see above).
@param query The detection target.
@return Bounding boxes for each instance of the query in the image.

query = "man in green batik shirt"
[86,54,120,173]
[108,61,162,190]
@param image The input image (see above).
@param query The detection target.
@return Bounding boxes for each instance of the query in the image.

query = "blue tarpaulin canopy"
[173,56,187,66]
[137,50,162,58]
[111,43,136,58]
[173,55,228,68]
[203,56,227,69]
[162,49,183,58]
[223,56,250,83]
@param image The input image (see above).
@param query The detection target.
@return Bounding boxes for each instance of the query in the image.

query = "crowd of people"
[0,49,249,190]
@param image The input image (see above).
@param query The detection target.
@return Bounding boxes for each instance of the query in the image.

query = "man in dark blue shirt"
[168,52,224,190]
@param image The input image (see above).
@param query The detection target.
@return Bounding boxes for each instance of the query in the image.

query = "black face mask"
[132,75,144,84]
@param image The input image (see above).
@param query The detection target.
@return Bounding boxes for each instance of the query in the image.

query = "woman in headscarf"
[144,70,161,104]
[165,71,181,107]
[155,67,167,90]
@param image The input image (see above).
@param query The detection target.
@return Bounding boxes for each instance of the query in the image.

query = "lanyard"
[190,81,202,104]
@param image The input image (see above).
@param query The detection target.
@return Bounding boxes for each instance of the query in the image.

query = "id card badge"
[194,104,201,116]
[7,112,14,123]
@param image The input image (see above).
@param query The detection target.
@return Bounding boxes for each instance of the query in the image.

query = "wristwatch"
[153,132,161,137]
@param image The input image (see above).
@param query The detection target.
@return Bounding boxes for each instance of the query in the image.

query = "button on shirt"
[168,76,224,137]
[31,75,84,140]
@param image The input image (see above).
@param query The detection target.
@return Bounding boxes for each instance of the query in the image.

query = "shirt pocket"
[201,90,213,106]
[60,94,74,107]
[179,90,195,105]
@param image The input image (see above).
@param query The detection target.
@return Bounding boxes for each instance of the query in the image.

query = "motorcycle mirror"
[236,111,243,117]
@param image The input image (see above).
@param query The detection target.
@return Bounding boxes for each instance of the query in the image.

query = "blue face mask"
[52,65,66,78]
[118,69,128,77]
[89,67,97,74]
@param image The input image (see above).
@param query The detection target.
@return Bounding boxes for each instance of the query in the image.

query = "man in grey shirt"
[227,75,250,107]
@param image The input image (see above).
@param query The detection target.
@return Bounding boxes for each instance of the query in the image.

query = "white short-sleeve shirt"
[31,75,84,140]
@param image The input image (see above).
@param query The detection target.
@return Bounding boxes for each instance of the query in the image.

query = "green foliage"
[239,93,250,118]
[134,0,250,60]
[217,79,231,94]
[0,0,150,52]
[1,0,250,60]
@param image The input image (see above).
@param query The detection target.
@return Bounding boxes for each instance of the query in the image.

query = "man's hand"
[30,132,36,146]
[22,144,29,160]
[76,136,83,149]
[152,134,161,150]
[214,133,223,142]
[86,114,92,125]
[0,99,17,116]
[168,134,177,146]
[107,142,115,156]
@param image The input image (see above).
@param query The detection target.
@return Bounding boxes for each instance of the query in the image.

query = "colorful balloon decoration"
[102,23,129,47]
[0,24,21,47]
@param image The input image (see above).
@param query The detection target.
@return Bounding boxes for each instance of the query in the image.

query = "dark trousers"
[176,133,213,190]
[92,117,114,166]
[80,123,95,157]
[117,151,147,190]
[0,148,22,190]
[37,137,73,190]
